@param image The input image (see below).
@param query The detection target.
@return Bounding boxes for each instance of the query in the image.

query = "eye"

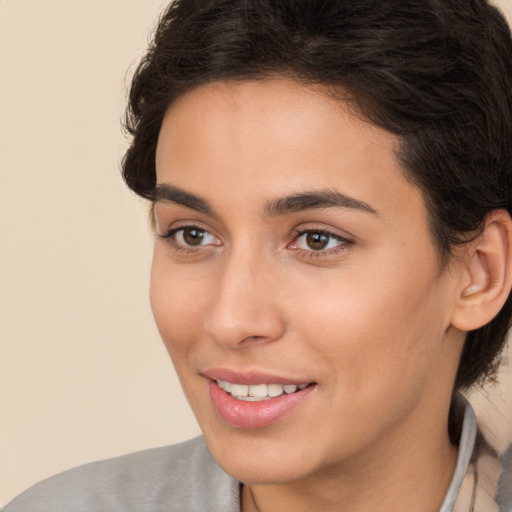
[160,226,220,249]
[176,227,216,246]
[291,229,351,254]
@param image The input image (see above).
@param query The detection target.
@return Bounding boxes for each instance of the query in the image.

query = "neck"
[241,397,459,512]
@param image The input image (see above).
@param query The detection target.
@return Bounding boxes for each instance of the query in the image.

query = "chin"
[202,428,321,484]
[215,455,311,485]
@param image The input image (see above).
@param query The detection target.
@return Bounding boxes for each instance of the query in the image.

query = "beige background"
[1,0,511,507]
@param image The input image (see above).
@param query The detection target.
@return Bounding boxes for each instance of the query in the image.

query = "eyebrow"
[153,183,377,217]
[264,189,377,216]
[153,184,216,216]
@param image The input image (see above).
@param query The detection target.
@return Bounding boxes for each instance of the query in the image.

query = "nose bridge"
[205,243,284,347]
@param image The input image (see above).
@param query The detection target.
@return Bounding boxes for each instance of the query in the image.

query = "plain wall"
[1,0,511,506]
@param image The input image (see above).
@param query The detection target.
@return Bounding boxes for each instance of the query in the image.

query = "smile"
[217,380,310,401]
[208,377,316,428]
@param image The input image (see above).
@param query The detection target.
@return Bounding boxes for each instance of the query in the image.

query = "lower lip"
[208,380,315,429]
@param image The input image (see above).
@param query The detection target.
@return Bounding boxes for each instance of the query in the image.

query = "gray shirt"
[4,396,511,512]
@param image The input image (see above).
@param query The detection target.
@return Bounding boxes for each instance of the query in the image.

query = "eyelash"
[290,229,353,259]
[158,226,353,258]
[159,226,219,255]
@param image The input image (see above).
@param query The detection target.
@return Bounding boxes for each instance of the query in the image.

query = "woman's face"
[151,78,464,484]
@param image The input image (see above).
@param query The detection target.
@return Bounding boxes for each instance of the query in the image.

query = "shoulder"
[4,436,240,512]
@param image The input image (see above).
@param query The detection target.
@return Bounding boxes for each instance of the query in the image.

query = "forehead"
[155,78,427,229]
[158,78,396,161]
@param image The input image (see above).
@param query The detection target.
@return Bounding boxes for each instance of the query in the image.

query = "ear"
[451,210,512,331]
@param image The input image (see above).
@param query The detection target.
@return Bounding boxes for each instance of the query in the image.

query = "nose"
[204,250,286,349]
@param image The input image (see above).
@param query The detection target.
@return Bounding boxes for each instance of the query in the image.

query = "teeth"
[217,380,232,392]
[230,383,249,397]
[217,380,310,400]
[267,383,285,397]
[248,384,268,398]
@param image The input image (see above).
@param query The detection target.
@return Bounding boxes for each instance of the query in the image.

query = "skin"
[151,78,468,512]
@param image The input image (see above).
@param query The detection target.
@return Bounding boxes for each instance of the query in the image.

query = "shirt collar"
[440,394,478,512]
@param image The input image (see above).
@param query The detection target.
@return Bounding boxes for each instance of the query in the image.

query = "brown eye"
[293,230,348,253]
[182,227,207,246]
[167,226,220,249]
[305,232,331,251]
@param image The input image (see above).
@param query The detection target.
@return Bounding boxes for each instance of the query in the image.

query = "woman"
[5,0,512,510]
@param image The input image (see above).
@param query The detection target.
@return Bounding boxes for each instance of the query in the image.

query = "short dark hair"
[122,0,512,389]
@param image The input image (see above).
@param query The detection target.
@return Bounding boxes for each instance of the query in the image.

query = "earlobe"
[451,210,512,332]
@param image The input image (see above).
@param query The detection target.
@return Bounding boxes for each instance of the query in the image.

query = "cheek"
[293,260,449,398]
[149,251,208,361]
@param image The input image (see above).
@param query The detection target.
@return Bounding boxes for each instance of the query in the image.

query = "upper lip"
[202,368,314,386]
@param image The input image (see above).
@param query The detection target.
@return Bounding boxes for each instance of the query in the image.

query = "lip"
[203,368,312,386]
[204,369,316,429]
